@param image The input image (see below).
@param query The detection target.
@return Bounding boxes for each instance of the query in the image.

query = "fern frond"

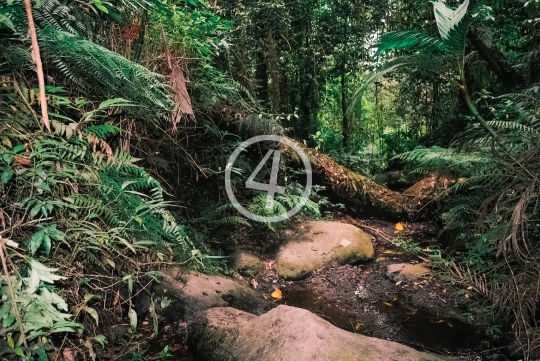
[486,121,540,134]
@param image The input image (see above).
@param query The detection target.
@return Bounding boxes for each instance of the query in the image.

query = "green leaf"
[95,3,109,13]
[30,230,45,254]
[13,145,25,154]
[160,297,171,309]
[374,30,448,55]
[83,307,99,326]
[98,98,134,109]
[93,335,108,346]
[433,0,470,53]
[42,234,51,254]
[1,167,13,184]
[30,204,41,218]
[0,14,14,30]
[128,308,137,330]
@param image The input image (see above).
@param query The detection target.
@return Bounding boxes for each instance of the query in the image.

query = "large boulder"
[276,221,374,279]
[154,269,272,323]
[192,305,459,361]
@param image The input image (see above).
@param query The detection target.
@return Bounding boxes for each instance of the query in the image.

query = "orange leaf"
[271,289,282,300]
[395,222,405,231]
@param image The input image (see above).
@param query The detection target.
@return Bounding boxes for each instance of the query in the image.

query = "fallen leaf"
[438,319,444,323]
[395,281,402,286]
[355,322,364,330]
[113,290,120,306]
[271,289,282,300]
[339,307,346,312]
[464,293,469,298]
[395,222,405,231]
[251,279,258,289]
[448,322,453,327]
[392,297,398,302]
[383,302,393,307]
[63,348,76,361]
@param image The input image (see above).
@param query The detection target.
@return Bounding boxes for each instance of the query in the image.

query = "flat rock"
[154,269,273,323]
[276,221,374,279]
[387,263,431,281]
[192,305,460,361]
[231,250,264,278]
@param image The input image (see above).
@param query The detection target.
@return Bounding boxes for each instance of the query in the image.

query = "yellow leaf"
[354,322,363,330]
[383,302,392,307]
[395,222,404,231]
[392,297,398,302]
[271,289,282,300]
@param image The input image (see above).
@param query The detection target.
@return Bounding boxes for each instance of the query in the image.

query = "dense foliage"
[1,0,540,359]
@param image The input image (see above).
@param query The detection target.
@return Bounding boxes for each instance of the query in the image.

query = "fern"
[85,124,122,139]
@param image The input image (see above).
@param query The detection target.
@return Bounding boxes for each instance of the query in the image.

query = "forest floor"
[251,216,481,357]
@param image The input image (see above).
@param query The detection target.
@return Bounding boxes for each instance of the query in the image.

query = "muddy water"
[279,282,477,356]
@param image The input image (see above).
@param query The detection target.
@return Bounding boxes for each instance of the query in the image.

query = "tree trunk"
[282,137,448,220]
[267,31,281,113]
[255,46,269,106]
[341,72,349,151]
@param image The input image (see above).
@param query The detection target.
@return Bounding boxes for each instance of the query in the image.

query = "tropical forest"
[0,0,539,360]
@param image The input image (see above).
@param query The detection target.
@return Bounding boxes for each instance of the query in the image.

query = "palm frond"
[349,54,446,113]
[433,0,470,54]
[374,30,449,55]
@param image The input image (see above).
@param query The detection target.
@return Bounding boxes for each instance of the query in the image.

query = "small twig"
[0,239,28,348]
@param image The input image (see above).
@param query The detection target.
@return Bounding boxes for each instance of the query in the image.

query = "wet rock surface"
[192,305,461,361]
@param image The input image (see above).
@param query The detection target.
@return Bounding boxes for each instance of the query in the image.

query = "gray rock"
[231,251,265,278]
[154,269,273,324]
[276,221,374,279]
[192,305,460,361]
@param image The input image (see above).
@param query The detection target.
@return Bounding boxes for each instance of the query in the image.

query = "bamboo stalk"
[23,0,51,132]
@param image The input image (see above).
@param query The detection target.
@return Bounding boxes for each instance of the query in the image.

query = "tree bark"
[341,72,349,151]
[282,137,446,220]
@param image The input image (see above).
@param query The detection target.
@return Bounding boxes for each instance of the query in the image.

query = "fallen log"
[282,137,454,221]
